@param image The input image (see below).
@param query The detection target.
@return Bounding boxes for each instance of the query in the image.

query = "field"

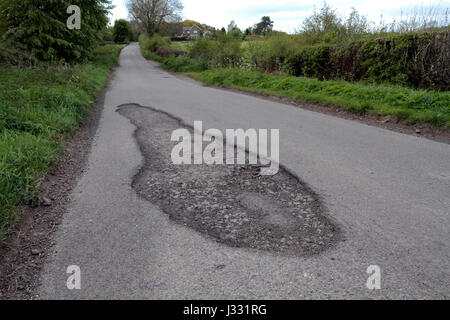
[170,41,192,52]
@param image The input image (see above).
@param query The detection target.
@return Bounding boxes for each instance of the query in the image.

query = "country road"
[38,43,449,299]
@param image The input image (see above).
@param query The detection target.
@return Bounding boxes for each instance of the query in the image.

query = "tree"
[126,0,183,36]
[0,0,9,37]
[227,20,238,33]
[301,2,343,43]
[229,28,243,39]
[113,19,131,43]
[344,8,369,37]
[183,19,202,27]
[101,26,114,43]
[159,21,183,37]
[253,16,273,35]
[2,0,112,61]
[129,19,142,41]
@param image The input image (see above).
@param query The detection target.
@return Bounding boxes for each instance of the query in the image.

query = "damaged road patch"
[117,103,340,256]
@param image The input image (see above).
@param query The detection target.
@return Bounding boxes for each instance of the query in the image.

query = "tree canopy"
[300,4,370,43]
[113,19,131,43]
[227,20,238,32]
[253,16,274,35]
[1,0,112,62]
[183,20,202,27]
[126,0,183,36]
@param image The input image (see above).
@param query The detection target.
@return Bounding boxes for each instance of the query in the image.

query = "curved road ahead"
[39,44,449,299]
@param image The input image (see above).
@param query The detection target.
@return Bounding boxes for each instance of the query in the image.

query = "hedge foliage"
[287,31,449,91]
[189,35,243,67]
[139,33,167,53]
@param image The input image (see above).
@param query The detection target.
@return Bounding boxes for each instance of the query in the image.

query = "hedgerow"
[288,31,449,90]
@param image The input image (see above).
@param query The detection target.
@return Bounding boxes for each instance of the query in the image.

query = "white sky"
[111,0,449,33]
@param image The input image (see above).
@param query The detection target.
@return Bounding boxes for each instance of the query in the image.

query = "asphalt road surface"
[38,43,449,299]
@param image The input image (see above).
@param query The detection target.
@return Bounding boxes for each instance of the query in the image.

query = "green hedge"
[287,44,333,80]
[288,31,449,90]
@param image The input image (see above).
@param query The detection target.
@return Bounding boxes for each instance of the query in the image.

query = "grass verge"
[190,69,450,127]
[142,50,208,73]
[0,45,124,243]
[140,39,449,129]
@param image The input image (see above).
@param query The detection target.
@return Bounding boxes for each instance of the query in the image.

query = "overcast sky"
[111,0,449,33]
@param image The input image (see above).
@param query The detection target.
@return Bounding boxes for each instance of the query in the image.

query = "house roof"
[180,24,212,37]
[183,24,201,32]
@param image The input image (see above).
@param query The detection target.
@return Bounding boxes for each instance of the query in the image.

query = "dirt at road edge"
[0,69,115,300]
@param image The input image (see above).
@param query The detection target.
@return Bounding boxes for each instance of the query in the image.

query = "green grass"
[0,44,124,243]
[190,68,450,127]
[139,35,208,73]
[139,36,449,128]
[142,50,209,73]
[169,41,191,52]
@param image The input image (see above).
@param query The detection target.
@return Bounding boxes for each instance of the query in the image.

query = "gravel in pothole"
[117,104,340,256]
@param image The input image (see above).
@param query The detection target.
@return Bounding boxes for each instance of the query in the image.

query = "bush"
[139,33,168,52]
[156,46,185,58]
[0,41,38,67]
[162,56,208,73]
[113,19,131,44]
[247,34,300,72]
[287,44,333,80]
[215,35,243,66]
[189,35,243,67]
[101,27,114,45]
[189,38,218,61]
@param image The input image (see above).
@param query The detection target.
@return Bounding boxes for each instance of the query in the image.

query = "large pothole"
[117,104,340,256]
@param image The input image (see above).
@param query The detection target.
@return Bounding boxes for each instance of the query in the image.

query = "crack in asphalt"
[117,103,341,256]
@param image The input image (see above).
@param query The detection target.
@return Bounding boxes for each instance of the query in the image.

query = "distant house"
[180,24,213,39]
[182,24,202,39]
